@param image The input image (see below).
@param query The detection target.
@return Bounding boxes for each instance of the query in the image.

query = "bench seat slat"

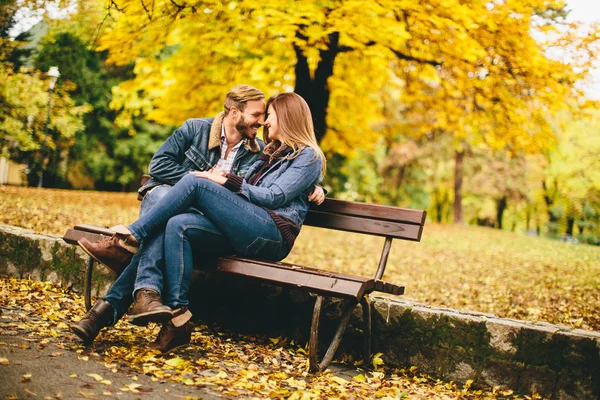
[211,257,372,300]
[74,224,115,236]
[63,229,109,245]
[374,280,405,296]
[304,211,424,240]
[223,257,373,284]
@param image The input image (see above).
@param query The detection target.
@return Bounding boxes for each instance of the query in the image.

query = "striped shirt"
[213,126,245,173]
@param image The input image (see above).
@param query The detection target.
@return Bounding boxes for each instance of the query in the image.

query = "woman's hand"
[308,186,325,205]
[190,170,227,185]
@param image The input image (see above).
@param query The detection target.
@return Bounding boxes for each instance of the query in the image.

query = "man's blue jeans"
[128,175,289,309]
[102,185,171,324]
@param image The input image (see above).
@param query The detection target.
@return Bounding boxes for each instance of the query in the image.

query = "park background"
[1,0,599,332]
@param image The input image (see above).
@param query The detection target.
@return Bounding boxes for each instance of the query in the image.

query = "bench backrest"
[306,198,426,241]
[305,199,426,280]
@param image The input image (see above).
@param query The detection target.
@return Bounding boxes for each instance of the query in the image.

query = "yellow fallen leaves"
[372,352,385,370]
[87,373,112,385]
[164,356,190,369]
[120,382,143,393]
[1,277,542,399]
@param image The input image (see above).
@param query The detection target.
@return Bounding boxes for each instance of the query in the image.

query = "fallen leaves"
[0,276,540,399]
[87,373,112,385]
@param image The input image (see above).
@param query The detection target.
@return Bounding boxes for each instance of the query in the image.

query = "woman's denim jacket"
[235,146,323,228]
[139,118,264,198]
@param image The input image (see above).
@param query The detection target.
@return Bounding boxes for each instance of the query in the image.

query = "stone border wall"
[0,224,113,295]
[1,223,598,399]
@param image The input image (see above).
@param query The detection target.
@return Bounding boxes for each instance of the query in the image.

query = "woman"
[78,92,326,351]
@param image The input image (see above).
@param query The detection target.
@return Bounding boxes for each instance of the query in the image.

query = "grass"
[2,185,599,331]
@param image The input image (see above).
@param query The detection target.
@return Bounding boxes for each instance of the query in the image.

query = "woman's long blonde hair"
[265,92,326,175]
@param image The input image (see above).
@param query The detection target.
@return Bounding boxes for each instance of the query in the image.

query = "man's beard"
[236,115,260,139]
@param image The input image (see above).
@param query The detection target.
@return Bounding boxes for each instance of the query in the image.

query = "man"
[71,84,324,352]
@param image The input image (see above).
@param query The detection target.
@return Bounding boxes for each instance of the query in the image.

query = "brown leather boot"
[149,307,192,353]
[128,288,173,326]
[78,234,138,275]
[70,300,113,345]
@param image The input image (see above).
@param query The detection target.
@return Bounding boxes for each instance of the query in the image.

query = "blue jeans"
[102,185,171,324]
[129,175,289,308]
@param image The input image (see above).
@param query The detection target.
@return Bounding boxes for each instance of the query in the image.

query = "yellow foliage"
[77,0,600,157]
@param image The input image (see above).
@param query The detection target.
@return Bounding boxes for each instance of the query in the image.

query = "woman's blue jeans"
[128,174,289,309]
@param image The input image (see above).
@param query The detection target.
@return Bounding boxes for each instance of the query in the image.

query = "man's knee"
[140,184,171,215]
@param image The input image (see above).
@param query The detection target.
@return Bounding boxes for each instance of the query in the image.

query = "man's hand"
[190,170,227,185]
[308,186,325,205]
[209,168,228,177]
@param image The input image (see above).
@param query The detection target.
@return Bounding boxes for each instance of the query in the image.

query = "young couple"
[70,85,327,353]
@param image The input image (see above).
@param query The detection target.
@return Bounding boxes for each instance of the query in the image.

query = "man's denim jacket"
[234,147,323,228]
[138,117,265,198]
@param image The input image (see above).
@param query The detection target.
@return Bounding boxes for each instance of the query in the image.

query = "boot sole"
[77,240,121,275]
[150,341,191,354]
[70,324,93,346]
[128,310,173,326]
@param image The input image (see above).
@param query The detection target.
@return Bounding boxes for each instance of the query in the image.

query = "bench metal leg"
[309,296,358,372]
[361,295,371,367]
[84,256,94,311]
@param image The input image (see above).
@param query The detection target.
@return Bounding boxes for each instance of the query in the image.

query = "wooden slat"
[223,257,372,284]
[310,198,426,225]
[63,229,109,245]
[304,211,423,240]
[74,224,114,236]
[213,257,373,300]
[373,280,405,296]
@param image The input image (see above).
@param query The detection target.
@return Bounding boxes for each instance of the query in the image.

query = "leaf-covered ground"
[2,185,599,332]
[0,276,539,399]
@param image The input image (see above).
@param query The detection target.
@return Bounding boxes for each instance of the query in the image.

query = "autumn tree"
[90,1,598,216]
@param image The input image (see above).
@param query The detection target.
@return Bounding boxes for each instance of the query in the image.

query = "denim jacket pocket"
[244,237,282,260]
[274,205,302,226]
[185,145,211,170]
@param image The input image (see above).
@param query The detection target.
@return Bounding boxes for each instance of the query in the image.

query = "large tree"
[95,0,596,139]
[60,0,600,213]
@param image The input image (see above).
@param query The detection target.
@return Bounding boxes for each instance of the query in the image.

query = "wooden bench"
[63,198,426,372]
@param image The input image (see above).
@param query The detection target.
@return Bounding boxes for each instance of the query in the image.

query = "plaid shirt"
[213,126,245,173]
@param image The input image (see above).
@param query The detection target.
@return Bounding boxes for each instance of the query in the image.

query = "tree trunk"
[453,150,464,224]
[566,217,574,236]
[542,179,559,223]
[496,196,507,229]
[294,31,340,143]
[435,189,443,223]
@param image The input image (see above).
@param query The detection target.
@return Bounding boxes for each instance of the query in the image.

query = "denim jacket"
[139,116,264,198]
[237,146,323,228]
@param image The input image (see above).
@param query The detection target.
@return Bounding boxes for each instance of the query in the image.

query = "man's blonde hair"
[224,84,265,115]
[265,92,326,175]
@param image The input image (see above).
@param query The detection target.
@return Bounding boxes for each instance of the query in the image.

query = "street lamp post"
[38,66,60,188]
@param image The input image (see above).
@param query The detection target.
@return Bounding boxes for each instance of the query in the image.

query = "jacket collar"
[209,112,261,153]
